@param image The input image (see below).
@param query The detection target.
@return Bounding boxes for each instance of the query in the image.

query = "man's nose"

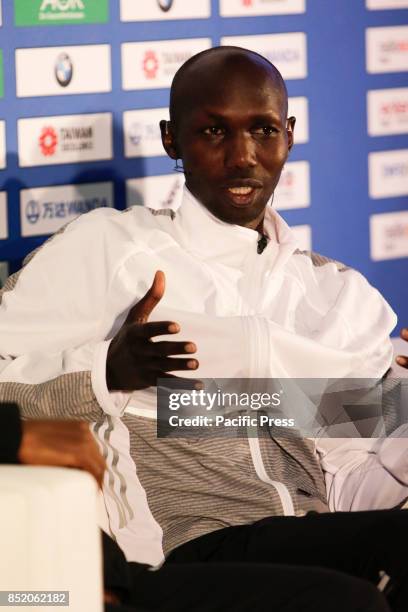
[224,132,257,169]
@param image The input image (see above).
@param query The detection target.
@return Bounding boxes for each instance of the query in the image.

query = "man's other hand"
[396,328,408,369]
[18,420,106,487]
[106,270,199,392]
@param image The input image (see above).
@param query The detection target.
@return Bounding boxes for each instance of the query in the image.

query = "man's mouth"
[228,186,254,196]
[223,181,262,206]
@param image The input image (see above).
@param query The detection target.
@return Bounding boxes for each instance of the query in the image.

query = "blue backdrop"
[0,0,406,332]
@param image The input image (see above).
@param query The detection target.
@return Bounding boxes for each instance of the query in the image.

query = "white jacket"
[0,186,405,564]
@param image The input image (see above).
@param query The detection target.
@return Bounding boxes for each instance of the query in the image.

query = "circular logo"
[39,126,58,156]
[157,0,174,11]
[55,52,73,87]
[143,51,159,79]
[129,123,144,147]
[25,200,40,225]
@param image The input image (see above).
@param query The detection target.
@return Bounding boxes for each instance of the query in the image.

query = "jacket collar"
[173,185,299,271]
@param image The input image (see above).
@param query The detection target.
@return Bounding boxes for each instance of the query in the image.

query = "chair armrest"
[0,466,103,612]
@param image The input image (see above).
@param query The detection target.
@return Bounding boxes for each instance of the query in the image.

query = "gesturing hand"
[396,328,408,369]
[106,271,199,391]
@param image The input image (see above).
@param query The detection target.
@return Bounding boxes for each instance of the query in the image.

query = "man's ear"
[286,116,296,152]
[160,120,178,160]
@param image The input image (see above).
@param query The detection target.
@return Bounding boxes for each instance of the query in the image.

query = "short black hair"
[169,46,288,127]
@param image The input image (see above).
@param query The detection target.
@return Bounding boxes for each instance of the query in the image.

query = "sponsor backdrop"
[0,0,406,329]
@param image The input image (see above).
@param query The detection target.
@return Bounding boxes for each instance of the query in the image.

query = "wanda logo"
[39,126,58,156]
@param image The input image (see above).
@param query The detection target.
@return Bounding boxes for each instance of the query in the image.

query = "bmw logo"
[26,200,40,225]
[157,0,174,11]
[55,52,73,87]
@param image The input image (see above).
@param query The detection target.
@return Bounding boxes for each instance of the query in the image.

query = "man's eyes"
[251,125,279,136]
[201,125,279,137]
[202,126,225,136]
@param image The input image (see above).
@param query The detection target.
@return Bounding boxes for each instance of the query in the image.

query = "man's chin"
[211,204,266,229]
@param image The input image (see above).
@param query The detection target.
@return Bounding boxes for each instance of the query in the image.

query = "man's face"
[164,59,295,229]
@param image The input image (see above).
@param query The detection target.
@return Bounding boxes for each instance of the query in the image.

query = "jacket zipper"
[246,308,296,516]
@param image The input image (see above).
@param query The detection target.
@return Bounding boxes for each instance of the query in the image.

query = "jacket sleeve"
[316,434,408,511]
[147,260,396,381]
[0,222,397,429]
[0,215,260,421]
[0,402,22,463]
[316,375,408,510]
[0,211,130,421]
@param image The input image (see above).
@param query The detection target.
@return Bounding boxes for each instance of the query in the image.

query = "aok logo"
[40,0,85,11]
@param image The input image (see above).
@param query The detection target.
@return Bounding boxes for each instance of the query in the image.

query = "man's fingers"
[153,357,199,372]
[131,320,181,339]
[396,329,408,368]
[396,355,408,368]
[145,340,197,356]
[158,372,203,390]
[126,271,166,323]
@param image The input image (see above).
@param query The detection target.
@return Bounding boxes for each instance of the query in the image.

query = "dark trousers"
[102,531,390,612]
[167,509,408,611]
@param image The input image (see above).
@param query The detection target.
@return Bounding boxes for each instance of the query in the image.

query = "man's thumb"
[127,270,165,323]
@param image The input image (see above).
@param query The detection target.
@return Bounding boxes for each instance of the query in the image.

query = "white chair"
[0,466,103,612]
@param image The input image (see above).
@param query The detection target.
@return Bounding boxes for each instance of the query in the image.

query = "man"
[0,46,406,608]
[2,403,389,612]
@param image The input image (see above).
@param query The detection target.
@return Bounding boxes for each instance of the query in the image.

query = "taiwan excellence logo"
[242,0,253,6]
[54,52,73,87]
[25,200,40,225]
[39,126,58,156]
[143,51,159,79]
[157,0,174,11]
